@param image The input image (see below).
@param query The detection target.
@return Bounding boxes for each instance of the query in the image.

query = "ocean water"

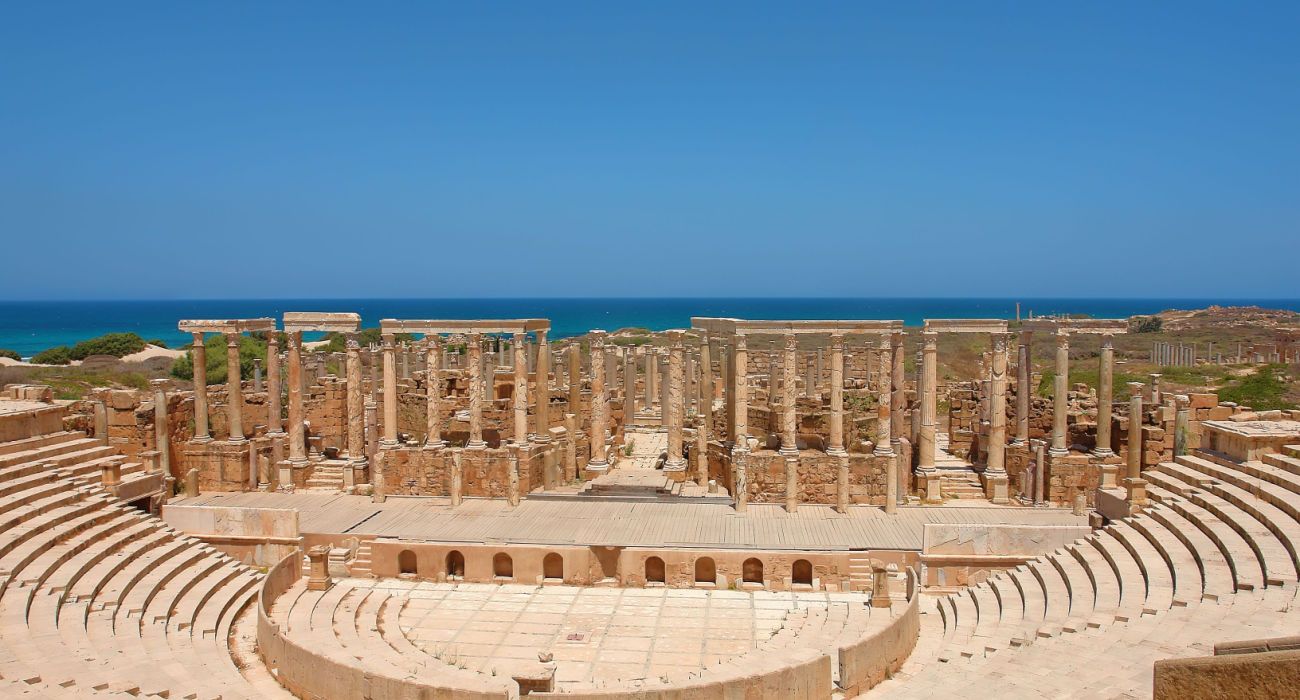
[1,298,1298,358]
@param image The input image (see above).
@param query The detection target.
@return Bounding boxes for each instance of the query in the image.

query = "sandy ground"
[0,344,183,368]
[303,339,331,350]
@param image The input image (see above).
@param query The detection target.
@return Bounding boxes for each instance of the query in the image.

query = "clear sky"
[2,2,1297,300]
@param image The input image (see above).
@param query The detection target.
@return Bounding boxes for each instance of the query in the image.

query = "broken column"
[287,331,307,465]
[513,331,528,445]
[534,330,551,441]
[733,334,749,450]
[1125,383,1147,505]
[1014,330,1031,445]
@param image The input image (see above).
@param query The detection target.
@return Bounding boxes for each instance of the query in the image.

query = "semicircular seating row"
[0,429,291,699]
[268,576,895,695]
[858,445,1300,699]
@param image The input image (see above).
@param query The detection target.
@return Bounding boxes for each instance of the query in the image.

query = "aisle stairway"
[858,446,1300,698]
[0,428,292,698]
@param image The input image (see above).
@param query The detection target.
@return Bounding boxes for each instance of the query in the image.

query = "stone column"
[659,349,670,419]
[917,331,939,501]
[287,332,306,464]
[699,333,713,429]
[563,413,578,480]
[785,454,799,512]
[733,335,749,450]
[587,331,609,470]
[152,383,170,475]
[1049,329,1069,456]
[225,333,245,442]
[190,333,211,442]
[1174,394,1190,458]
[874,338,894,456]
[467,333,486,448]
[507,445,521,507]
[568,345,581,418]
[836,454,849,514]
[891,332,905,447]
[512,332,528,445]
[449,451,462,506]
[1094,333,1115,457]
[342,338,366,465]
[985,333,1009,503]
[1032,439,1046,505]
[780,333,797,455]
[1014,330,1031,444]
[252,358,262,393]
[694,418,708,484]
[266,336,283,435]
[665,331,686,470]
[804,355,815,398]
[828,334,846,455]
[684,348,695,414]
[733,447,748,512]
[425,338,444,448]
[1125,383,1147,504]
[534,330,551,441]
[722,342,734,440]
[622,347,635,423]
[919,332,938,469]
[380,334,398,447]
[647,350,658,407]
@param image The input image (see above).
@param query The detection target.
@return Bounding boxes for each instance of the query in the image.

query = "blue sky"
[1,2,1297,299]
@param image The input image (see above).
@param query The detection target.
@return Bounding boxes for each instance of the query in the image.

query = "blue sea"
[1,298,1298,358]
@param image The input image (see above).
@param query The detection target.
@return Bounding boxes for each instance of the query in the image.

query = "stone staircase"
[349,539,374,578]
[304,459,348,491]
[857,445,1300,698]
[0,427,292,698]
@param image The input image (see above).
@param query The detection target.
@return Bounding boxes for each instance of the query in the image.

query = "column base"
[466,440,487,450]
[663,457,687,471]
[826,447,848,457]
[531,435,552,444]
[1092,447,1115,458]
[266,429,286,437]
[873,446,896,458]
[423,440,447,450]
[1124,476,1148,505]
[778,446,799,457]
[983,472,1009,504]
[226,436,248,444]
[1011,437,1026,446]
[585,460,609,473]
[1099,463,1119,488]
[1048,447,1069,457]
[379,439,400,450]
[191,436,214,444]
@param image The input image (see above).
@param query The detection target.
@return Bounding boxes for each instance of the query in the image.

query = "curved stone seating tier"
[857,449,1300,698]
[0,429,288,699]
[260,574,915,698]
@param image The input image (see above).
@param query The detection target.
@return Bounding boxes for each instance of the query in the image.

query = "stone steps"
[0,428,289,698]
[855,445,1300,699]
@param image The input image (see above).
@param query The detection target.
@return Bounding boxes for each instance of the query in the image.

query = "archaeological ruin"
[0,310,1297,699]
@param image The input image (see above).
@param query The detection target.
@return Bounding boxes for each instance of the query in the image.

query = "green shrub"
[1218,364,1295,411]
[171,334,268,384]
[68,332,146,360]
[32,346,73,365]
[146,338,168,348]
[0,348,21,361]
[318,327,413,354]
[1131,316,1163,334]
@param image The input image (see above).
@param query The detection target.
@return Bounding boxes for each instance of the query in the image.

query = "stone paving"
[390,580,865,688]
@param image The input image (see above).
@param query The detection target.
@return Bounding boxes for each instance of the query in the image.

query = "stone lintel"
[690,317,903,337]
[178,318,277,334]
[1019,318,1129,334]
[380,319,551,335]
[283,312,361,333]
[922,319,1009,334]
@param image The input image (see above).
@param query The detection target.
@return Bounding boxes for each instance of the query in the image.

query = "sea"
[1,298,1298,359]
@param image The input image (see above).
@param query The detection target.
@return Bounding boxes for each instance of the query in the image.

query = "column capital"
[991,332,1008,353]
[782,332,795,350]
[666,329,684,347]
[1100,332,1114,348]
[381,332,395,348]
[735,333,748,351]
[224,331,241,347]
[588,329,606,347]
[1128,381,1145,392]
[829,332,844,349]
[1055,327,1070,346]
[922,330,938,348]
[535,329,548,343]
[890,330,905,347]
[191,332,205,347]
[1019,328,1033,344]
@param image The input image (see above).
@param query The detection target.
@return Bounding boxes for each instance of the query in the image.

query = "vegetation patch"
[0,348,21,361]
[1217,364,1295,411]
[170,334,268,384]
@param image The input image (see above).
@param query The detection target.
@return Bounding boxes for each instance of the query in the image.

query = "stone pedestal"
[307,545,333,591]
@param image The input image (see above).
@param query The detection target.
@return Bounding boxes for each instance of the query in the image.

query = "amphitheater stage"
[173,491,1085,551]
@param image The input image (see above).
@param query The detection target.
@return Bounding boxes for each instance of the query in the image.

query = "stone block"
[1188,393,1218,409]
